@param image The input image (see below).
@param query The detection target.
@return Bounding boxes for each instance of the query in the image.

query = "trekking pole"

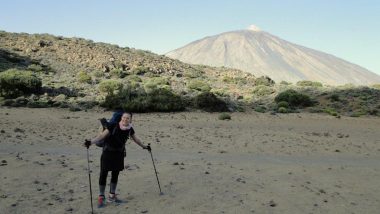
[147,143,163,195]
[86,146,94,214]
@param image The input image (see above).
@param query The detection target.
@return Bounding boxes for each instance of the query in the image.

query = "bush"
[275,89,313,108]
[184,69,203,78]
[194,92,228,112]
[252,85,275,96]
[277,101,289,108]
[102,87,185,112]
[132,66,149,75]
[27,64,44,72]
[370,84,380,90]
[280,81,291,85]
[126,75,142,83]
[222,76,247,85]
[92,70,103,78]
[98,80,123,95]
[143,77,169,93]
[124,88,184,112]
[77,71,91,83]
[255,76,275,86]
[329,94,340,102]
[110,69,125,78]
[218,113,231,120]
[26,100,50,108]
[254,106,266,113]
[187,80,211,92]
[323,108,338,116]
[277,107,288,113]
[145,88,184,112]
[296,81,323,87]
[0,69,42,98]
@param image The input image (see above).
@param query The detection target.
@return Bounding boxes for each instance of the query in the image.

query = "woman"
[84,112,150,207]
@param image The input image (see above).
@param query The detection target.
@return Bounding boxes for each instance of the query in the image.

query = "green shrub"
[222,76,233,83]
[0,69,42,98]
[252,85,275,96]
[277,101,289,108]
[1,98,15,106]
[77,71,91,83]
[188,80,211,92]
[277,107,288,113]
[194,92,228,112]
[223,76,247,85]
[26,100,49,108]
[307,107,323,113]
[296,80,323,87]
[145,88,184,112]
[350,110,366,117]
[370,84,380,90]
[132,66,149,75]
[184,69,203,78]
[27,64,44,72]
[98,80,123,95]
[254,106,266,113]
[110,69,125,78]
[275,89,313,108]
[143,77,170,93]
[329,94,340,102]
[218,113,231,120]
[102,87,185,112]
[92,70,103,78]
[126,75,142,83]
[255,76,275,86]
[280,81,291,85]
[210,88,228,97]
[323,108,338,116]
[114,60,125,70]
[123,88,184,112]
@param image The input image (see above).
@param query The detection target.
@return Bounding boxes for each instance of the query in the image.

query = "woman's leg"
[99,169,108,196]
[110,171,120,194]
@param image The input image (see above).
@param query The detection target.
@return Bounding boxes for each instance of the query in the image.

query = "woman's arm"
[131,134,147,149]
[90,129,110,145]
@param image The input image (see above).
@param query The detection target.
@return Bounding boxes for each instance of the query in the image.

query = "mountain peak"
[246,25,261,32]
[166,26,380,85]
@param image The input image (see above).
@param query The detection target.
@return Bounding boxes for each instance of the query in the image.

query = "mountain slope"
[166,26,380,85]
[0,31,256,103]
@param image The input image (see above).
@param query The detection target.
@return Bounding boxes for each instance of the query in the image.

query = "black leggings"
[99,170,120,186]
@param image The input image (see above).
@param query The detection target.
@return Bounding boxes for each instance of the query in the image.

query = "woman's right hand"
[84,139,91,148]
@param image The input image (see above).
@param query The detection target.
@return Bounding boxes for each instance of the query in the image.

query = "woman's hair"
[123,112,133,118]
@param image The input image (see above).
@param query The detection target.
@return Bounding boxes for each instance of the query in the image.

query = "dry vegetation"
[0,31,379,116]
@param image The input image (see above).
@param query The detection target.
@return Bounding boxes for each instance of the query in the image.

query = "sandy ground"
[0,107,379,214]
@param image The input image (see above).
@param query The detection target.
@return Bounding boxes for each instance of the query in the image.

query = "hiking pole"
[86,144,94,214]
[147,143,163,195]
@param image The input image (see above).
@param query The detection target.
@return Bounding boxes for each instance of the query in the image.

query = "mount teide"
[166,25,380,86]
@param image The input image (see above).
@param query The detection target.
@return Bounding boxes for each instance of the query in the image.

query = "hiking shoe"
[107,193,122,203]
[98,195,106,208]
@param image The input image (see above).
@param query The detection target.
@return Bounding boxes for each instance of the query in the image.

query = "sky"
[1,0,380,75]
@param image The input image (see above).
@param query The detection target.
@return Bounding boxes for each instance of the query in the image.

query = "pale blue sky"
[1,0,379,75]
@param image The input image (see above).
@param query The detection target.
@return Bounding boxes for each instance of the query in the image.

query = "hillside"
[166,25,380,86]
[1,31,380,117]
[0,31,256,110]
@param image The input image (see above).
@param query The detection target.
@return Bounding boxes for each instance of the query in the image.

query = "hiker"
[84,112,150,208]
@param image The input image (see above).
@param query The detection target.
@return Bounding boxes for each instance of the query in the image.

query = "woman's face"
[120,113,131,126]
